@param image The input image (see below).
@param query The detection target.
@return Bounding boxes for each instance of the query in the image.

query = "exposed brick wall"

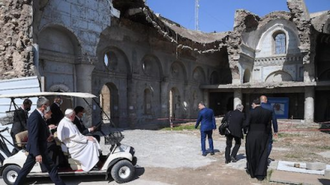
[0,0,34,79]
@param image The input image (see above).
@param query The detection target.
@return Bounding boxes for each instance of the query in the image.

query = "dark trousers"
[225,134,241,161]
[201,130,214,154]
[14,153,65,185]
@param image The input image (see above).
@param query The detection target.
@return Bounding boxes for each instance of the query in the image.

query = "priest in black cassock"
[244,98,272,181]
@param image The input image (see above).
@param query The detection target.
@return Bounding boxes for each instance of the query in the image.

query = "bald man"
[260,95,278,160]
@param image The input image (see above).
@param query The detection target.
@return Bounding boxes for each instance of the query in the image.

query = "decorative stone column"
[75,63,95,127]
[234,89,242,109]
[304,87,314,123]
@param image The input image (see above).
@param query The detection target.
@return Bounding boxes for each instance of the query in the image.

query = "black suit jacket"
[73,117,89,135]
[11,107,28,135]
[223,109,245,138]
[26,109,49,157]
[244,106,272,133]
[48,102,63,125]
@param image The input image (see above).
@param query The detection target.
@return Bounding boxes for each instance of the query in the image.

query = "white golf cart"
[0,92,137,185]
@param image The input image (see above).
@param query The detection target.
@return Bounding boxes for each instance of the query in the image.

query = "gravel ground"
[2,120,329,185]
[115,129,277,170]
[118,130,218,169]
[102,129,279,185]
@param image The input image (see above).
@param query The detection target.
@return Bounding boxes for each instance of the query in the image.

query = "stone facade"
[1,0,330,127]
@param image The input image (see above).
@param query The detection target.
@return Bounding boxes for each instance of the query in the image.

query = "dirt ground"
[116,119,330,185]
[4,120,329,185]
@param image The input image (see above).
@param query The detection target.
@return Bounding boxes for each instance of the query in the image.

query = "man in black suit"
[11,98,32,144]
[14,97,66,185]
[244,98,272,181]
[48,95,64,126]
[222,104,245,163]
[73,106,100,142]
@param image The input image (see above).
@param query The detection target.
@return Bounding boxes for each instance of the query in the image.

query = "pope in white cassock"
[57,109,101,171]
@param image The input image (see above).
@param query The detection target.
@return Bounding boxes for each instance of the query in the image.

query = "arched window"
[103,51,118,69]
[104,54,109,66]
[274,32,286,54]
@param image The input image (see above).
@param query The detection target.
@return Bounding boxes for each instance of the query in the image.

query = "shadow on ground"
[318,178,330,185]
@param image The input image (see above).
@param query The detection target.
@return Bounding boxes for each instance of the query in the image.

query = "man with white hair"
[222,104,245,164]
[57,109,100,172]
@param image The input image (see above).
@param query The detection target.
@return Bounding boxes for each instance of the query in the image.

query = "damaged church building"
[0,0,329,127]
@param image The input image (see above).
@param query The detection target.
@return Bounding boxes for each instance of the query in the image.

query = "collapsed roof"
[112,0,229,53]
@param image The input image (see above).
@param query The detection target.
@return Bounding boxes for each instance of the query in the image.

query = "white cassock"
[57,117,100,171]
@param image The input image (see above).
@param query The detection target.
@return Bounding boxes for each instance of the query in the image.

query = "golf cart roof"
[0,92,97,99]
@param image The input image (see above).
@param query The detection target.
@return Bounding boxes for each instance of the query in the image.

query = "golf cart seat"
[15,130,28,148]
[53,131,82,170]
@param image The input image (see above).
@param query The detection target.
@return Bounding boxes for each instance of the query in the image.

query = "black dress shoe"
[202,153,207,156]
[225,160,230,164]
[210,152,214,155]
[231,156,237,162]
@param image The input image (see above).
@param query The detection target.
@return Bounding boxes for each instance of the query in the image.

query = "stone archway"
[38,25,81,92]
[170,61,187,82]
[192,66,206,84]
[100,83,119,125]
[265,71,293,82]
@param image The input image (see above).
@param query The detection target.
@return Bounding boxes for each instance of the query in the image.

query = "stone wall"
[36,0,112,63]
[0,0,34,79]
[93,19,223,126]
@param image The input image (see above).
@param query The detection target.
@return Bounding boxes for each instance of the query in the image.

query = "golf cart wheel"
[3,165,21,185]
[111,160,135,183]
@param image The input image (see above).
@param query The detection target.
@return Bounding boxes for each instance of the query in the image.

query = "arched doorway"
[100,83,119,126]
[169,87,180,120]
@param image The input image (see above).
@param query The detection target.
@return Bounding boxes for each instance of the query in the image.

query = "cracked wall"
[0,0,34,79]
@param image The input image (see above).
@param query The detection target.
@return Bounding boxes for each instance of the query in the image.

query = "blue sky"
[146,0,330,33]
